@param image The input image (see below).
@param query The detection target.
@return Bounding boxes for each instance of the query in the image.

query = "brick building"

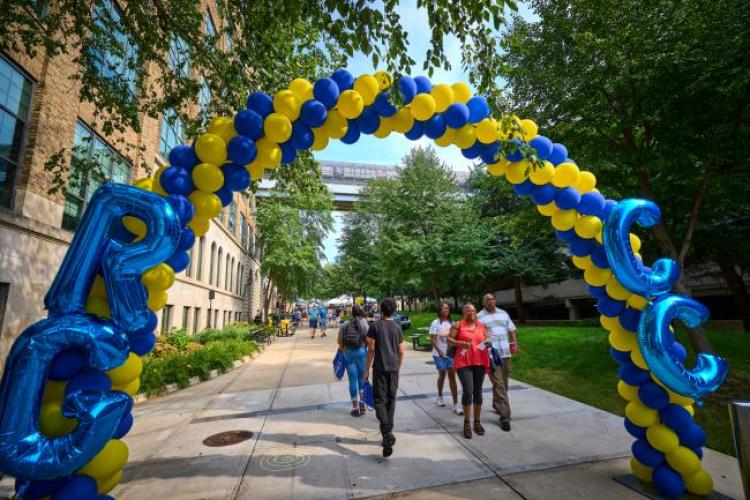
[0,2,264,372]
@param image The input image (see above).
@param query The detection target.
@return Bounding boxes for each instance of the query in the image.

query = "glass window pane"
[159,108,184,159]
[0,111,23,160]
[205,11,217,37]
[169,37,190,77]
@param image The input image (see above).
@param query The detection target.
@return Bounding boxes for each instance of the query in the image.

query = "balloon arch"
[0,70,729,499]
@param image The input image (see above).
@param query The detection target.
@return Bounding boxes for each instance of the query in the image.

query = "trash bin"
[729,400,750,500]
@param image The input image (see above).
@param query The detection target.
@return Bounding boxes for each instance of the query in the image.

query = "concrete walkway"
[40,327,745,499]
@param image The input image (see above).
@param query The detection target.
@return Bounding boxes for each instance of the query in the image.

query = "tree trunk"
[515,276,526,323]
[718,259,750,332]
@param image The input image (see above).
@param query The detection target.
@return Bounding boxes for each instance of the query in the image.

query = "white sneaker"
[436,396,445,406]
[454,405,464,416]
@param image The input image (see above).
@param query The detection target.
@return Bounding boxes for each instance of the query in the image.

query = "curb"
[133,350,261,405]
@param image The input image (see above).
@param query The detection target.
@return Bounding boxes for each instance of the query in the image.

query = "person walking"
[337,304,370,416]
[318,304,329,337]
[309,304,319,339]
[478,293,517,431]
[448,303,490,439]
[429,302,461,415]
[364,298,404,458]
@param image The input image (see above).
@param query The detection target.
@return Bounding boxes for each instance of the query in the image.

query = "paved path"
[105,328,742,499]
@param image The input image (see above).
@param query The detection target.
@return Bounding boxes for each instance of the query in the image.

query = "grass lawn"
[400,310,749,456]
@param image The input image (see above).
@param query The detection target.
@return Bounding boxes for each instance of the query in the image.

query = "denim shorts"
[434,356,454,372]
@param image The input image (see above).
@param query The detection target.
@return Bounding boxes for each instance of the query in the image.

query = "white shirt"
[429,319,453,357]
[478,308,516,358]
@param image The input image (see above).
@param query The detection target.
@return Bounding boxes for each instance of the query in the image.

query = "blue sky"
[317,0,537,262]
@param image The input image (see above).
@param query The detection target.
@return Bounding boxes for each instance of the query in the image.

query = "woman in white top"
[430,302,461,415]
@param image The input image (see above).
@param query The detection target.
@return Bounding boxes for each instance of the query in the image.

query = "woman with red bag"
[448,303,491,439]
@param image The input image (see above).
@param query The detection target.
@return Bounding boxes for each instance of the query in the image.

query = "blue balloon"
[569,236,596,257]
[290,121,314,150]
[659,404,693,432]
[597,296,626,317]
[423,114,447,139]
[414,76,432,94]
[300,99,328,128]
[653,465,685,498]
[618,361,650,386]
[466,96,489,123]
[132,311,157,338]
[603,198,680,297]
[624,419,647,439]
[444,103,470,128]
[398,76,417,104]
[234,109,264,140]
[512,179,534,196]
[577,191,606,217]
[49,348,87,381]
[461,141,482,159]
[610,347,631,364]
[331,69,354,91]
[340,120,361,145]
[52,475,98,500]
[356,108,380,135]
[313,78,340,109]
[601,199,617,220]
[65,370,112,398]
[227,136,256,164]
[555,187,581,210]
[16,477,66,500]
[619,308,641,333]
[130,332,156,356]
[168,145,200,169]
[505,138,523,162]
[279,141,297,165]
[548,143,568,165]
[590,245,610,268]
[0,315,130,479]
[113,412,133,439]
[555,228,577,243]
[588,285,608,299]
[215,185,233,207]
[529,135,553,159]
[639,294,728,399]
[222,163,251,192]
[677,423,706,449]
[166,194,194,226]
[638,382,670,410]
[176,226,195,252]
[478,142,500,164]
[166,251,189,273]
[632,439,665,467]
[530,184,556,205]
[404,120,424,141]
[374,92,397,117]
[159,166,194,196]
[672,340,687,362]
[246,92,273,117]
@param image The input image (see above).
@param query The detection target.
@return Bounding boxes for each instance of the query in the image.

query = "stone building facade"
[0,2,263,372]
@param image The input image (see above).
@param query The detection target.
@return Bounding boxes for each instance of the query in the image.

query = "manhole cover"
[202,430,254,447]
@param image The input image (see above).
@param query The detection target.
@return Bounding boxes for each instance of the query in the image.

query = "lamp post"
[208,289,215,328]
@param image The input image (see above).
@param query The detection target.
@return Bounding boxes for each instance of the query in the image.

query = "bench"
[410,329,432,351]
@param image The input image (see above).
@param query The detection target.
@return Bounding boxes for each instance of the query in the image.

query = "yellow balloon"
[665,386,694,405]
[630,458,653,482]
[503,160,527,184]
[411,93,436,121]
[96,470,123,495]
[684,404,695,416]
[552,162,580,188]
[86,296,111,319]
[353,74,379,105]
[519,118,538,140]
[431,84,454,113]
[189,191,221,219]
[605,276,632,302]
[273,89,300,120]
[575,171,597,193]
[575,215,603,239]
[323,109,348,139]
[434,127,455,147]
[537,201,558,216]
[685,469,713,496]
[311,127,329,151]
[263,112,293,143]
[584,265,612,287]
[133,177,153,191]
[571,255,592,270]
[90,274,107,299]
[107,352,144,386]
[630,233,642,252]
[289,78,313,102]
[191,163,224,192]
[373,117,392,138]
[647,424,680,453]
[487,160,507,177]
[142,263,176,291]
[207,116,237,143]
[451,82,472,103]
[256,138,281,168]
[337,89,364,119]
[247,161,264,181]
[529,161,555,185]
[40,402,77,437]
[391,108,414,133]
[194,133,226,165]
[79,439,129,479]
[630,348,648,370]
[152,168,168,196]
[453,124,477,149]
[628,294,649,310]
[374,70,392,90]
[617,380,639,402]
[625,401,659,428]
[600,314,621,331]
[147,290,168,311]
[551,209,578,230]
[42,380,67,404]
[476,118,499,144]
[187,216,210,237]
[610,328,637,352]
[114,377,140,396]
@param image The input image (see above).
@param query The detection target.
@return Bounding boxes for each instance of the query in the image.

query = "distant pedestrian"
[337,304,370,416]
[478,293,517,431]
[318,304,329,337]
[448,303,490,439]
[365,297,404,457]
[430,302,460,414]
[309,304,319,339]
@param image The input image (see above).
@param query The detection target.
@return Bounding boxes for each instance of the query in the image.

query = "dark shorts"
[310,319,318,328]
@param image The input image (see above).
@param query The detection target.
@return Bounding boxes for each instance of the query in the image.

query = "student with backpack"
[337,304,370,416]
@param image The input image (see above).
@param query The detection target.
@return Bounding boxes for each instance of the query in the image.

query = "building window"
[204,10,217,38]
[91,0,139,98]
[237,263,242,294]
[159,108,184,160]
[182,306,190,329]
[0,56,32,207]
[240,213,247,247]
[199,76,211,111]
[197,237,205,281]
[63,121,131,230]
[168,36,190,78]
[227,201,236,234]
[186,244,194,277]
[209,242,216,285]
[206,307,212,328]
[161,304,173,334]
[213,309,218,328]
[248,225,254,252]
[225,254,231,291]
[193,307,201,334]
[217,247,223,288]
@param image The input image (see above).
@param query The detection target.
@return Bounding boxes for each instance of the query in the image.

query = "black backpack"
[342,320,363,348]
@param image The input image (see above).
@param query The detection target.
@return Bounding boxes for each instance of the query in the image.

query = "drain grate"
[202,430,254,447]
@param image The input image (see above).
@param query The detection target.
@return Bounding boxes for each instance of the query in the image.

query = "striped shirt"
[477,308,516,358]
